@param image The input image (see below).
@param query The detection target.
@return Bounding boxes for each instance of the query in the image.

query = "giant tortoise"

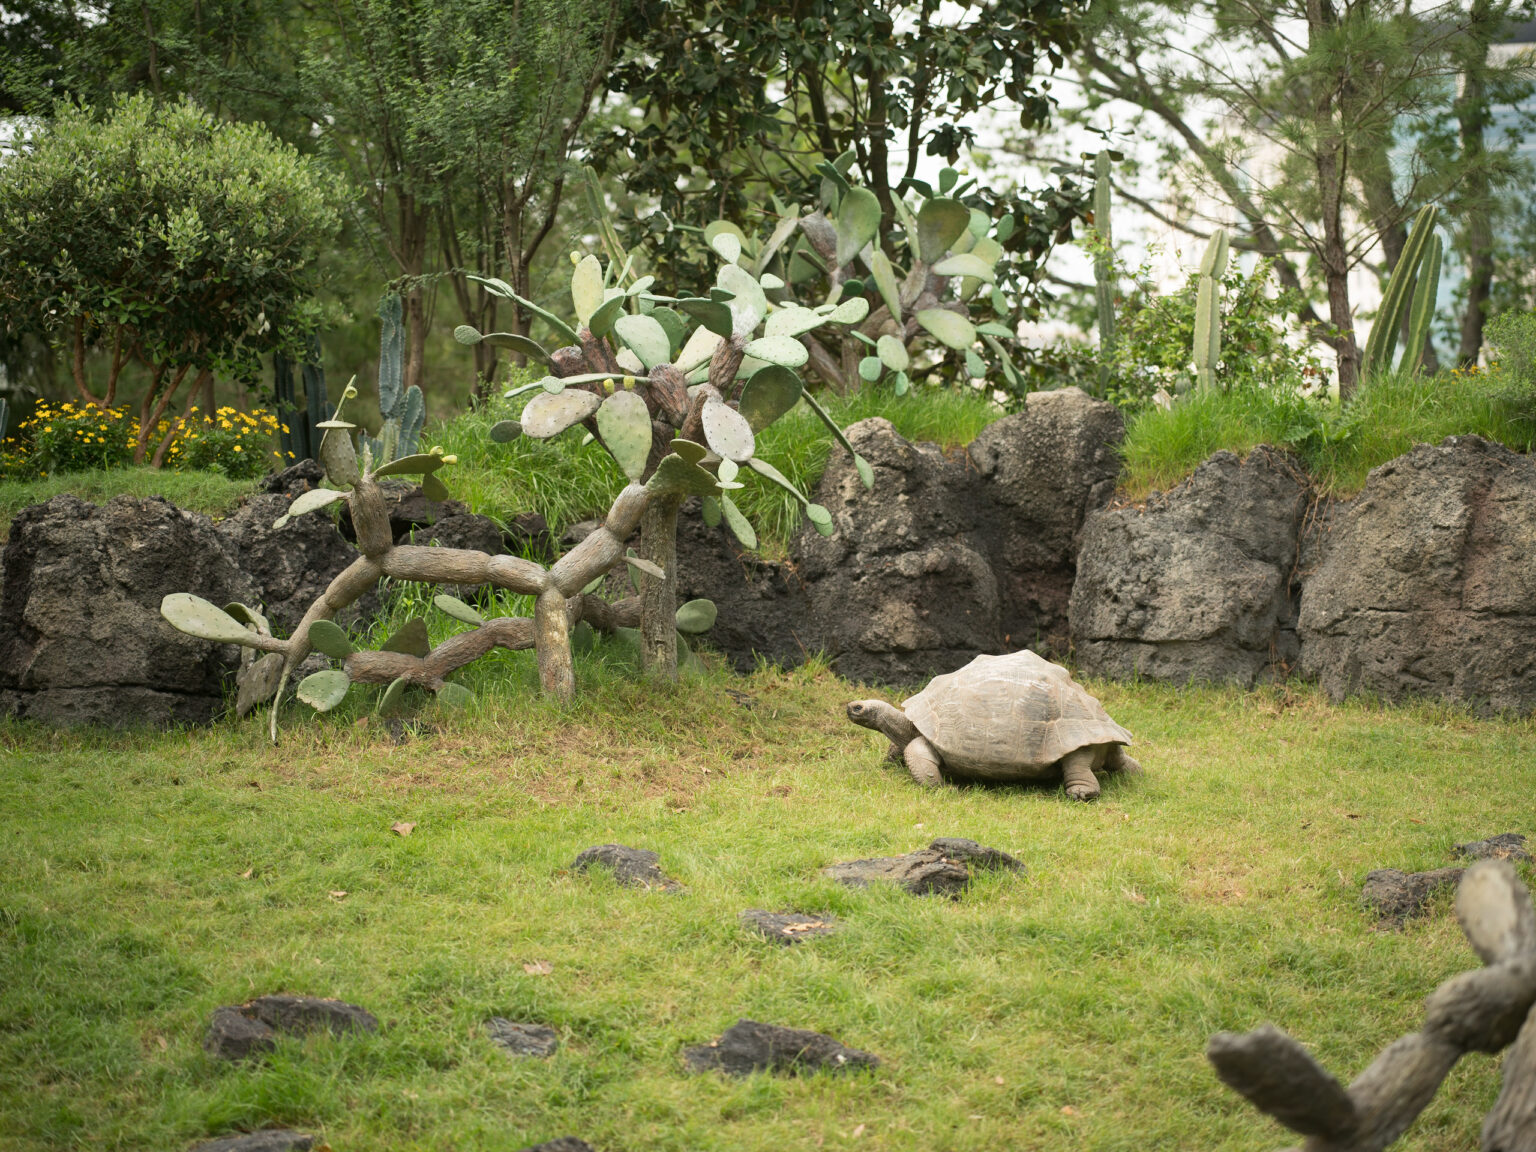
[845,649,1140,800]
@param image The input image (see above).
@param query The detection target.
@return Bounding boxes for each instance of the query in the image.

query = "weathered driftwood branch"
[1208,860,1536,1152]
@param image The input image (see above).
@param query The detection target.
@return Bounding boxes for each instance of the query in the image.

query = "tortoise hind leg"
[1104,745,1143,776]
[903,737,944,787]
[1061,746,1104,801]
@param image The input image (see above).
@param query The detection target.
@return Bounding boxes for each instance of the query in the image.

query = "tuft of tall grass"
[434,383,1003,551]
[1118,368,1536,499]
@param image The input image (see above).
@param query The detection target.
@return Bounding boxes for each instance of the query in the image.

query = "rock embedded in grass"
[204,994,378,1060]
[513,1140,597,1152]
[1453,833,1531,863]
[571,844,682,891]
[822,838,1022,897]
[188,1131,315,1152]
[485,1019,559,1058]
[203,1006,276,1061]
[1362,866,1464,926]
[740,910,840,944]
[684,1019,880,1076]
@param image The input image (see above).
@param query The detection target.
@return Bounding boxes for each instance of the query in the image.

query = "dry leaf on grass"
[239,868,253,879]
[851,1124,865,1138]
[522,960,553,976]
[329,890,348,901]
[390,821,415,836]
[1061,1105,1080,1116]
[1122,888,1147,904]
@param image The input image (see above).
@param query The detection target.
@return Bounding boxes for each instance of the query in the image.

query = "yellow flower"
[233,445,243,452]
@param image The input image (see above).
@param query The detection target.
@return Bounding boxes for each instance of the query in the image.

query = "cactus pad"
[915,309,976,351]
[434,594,486,627]
[421,471,451,502]
[835,187,881,266]
[701,397,755,462]
[307,619,356,659]
[377,676,408,716]
[570,255,605,327]
[613,314,672,370]
[916,197,971,264]
[381,618,431,657]
[436,683,473,709]
[675,599,718,634]
[160,594,256,645]
[743,335,809,369]
[719,492,757,549]
[717,264,768,335]
[933,253,997,283]
[490,420,523,443]
[625,555,666,581]
[297,669,352,712]
[596,390,652,481]
[520,389,603,439]
[372,453,445,479]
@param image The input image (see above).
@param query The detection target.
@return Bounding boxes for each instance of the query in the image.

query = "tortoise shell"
[902,650,1132,777]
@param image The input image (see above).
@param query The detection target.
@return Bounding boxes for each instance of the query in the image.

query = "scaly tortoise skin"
[845,650,1140,800]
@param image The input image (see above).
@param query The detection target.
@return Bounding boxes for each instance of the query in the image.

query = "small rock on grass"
[685,1018,880,1076]
[204,1006,277,1061]
[188,1131,314,1152]
[485,1019,559,1058]
[1362,867,1464,926]
[740,910,840,944]
[1454,833,1531,863]
[822,838,1023,898]
[204,995,377,1061]
[515,1140,598,1152]
[571,844,682,891]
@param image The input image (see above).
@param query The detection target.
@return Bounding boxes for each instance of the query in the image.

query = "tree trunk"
[1308,0,1360,399]
[639,495,681,680]
[1456,0,1496,367]
[534,586,575,701]
[405,285,427,399]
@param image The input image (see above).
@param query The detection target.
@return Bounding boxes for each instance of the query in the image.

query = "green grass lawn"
[2,654,1531,1152]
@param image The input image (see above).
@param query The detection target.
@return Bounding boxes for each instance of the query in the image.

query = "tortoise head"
[846,698,908,738]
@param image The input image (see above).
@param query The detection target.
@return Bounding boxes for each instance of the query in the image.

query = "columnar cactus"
[1193,228,1229,392]
[1362,205,1440,379]
[364,293,426,464]
[1093,150,1116,398]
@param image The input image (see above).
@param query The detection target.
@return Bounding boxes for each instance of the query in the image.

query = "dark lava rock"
[571,844,682,891]
[399,512,507,555]
[514,1140,597,1152]
[203,1006,276,1061]
[1362,867,1465,926]
[740,910,841,944]
[926,837,1025,873]
[823,850,971,898]
[507,511,558,561]
[0,494,258,726]
[673,506,811,675]
[216,493,378,636]
[187,1131,315,1152]
[243,994,379,1036]
[260,458,326,497]
[796,418,1002,684]
[185,1130,314,1148]
[485,1018,559,1058]
[1453,833,1531,863]
[1300,436,1536,714]
[822,838,1021,897]
[1071,447,1311,687]
[968,386,1124,654]
[684,1018,880,1076]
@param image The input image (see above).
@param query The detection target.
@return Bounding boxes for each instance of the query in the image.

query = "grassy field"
[2,651,1532,1152]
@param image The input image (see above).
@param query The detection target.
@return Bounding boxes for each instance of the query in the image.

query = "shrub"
[1484,309,1536,434]
[14,400,135,477]
[165,407,286,480]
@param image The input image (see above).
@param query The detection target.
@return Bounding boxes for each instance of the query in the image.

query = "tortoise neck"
[867,701,920,748]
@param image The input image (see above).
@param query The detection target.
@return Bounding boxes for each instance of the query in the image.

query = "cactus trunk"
[1093,151,1116,398]
[640,495,681,680]
[534,587,575,702]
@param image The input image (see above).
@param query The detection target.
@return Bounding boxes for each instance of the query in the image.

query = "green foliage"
[1119,364,1536,498]
[1086,260,1325,413]
[166,408,284,480]
[14,400,134,477]
[1482,309,1536,431]
[0,95,344,394]
[595,0,1088,317]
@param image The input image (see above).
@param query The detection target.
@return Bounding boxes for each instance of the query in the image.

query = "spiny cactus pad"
[161,594,257,645]
[297,669,351,712]
[307,620,355,659]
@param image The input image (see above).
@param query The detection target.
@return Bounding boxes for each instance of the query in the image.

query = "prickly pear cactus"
[365,293,426,464]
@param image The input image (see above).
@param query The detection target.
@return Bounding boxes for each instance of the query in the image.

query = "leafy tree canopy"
[0,94,344,460]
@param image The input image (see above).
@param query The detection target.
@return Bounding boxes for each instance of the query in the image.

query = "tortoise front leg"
[1061,746,1103,801]
[903,737,944,787]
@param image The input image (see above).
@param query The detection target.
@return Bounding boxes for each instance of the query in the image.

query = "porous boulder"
[1299,436,1536,713]
[216,493,378,636]
[571,844,682,891]
[188,1131,315,1152]
[1071,447,1311,686]
[798,418,1001,683]
[0,495,258,726]
[969,387,1124,652]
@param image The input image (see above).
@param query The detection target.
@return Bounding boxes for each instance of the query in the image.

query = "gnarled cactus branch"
[1208,860,1536,1152]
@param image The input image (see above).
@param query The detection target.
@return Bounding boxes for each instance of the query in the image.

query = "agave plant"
[454,222,878,681]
